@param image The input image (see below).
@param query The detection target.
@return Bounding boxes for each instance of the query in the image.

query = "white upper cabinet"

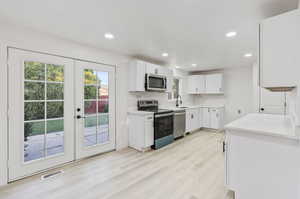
[128,60,173,92]
[188,75,199,94]
[146,63,159,74]
[188,74,223,94]
[128,60,146,92]
[205,74,223,93]
[260,10,300,88]
[188,75,205,94]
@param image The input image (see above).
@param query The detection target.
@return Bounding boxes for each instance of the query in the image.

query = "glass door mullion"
[44,64,47,157]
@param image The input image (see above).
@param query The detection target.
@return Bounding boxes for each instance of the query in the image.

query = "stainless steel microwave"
[145,74,167,91]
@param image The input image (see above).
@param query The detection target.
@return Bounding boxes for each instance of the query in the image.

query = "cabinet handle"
[191,114,194,119]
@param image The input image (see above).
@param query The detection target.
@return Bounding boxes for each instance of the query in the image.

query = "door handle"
[76,115,86,119]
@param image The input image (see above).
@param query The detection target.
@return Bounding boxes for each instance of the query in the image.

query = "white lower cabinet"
[128,113,154,152]
[186,108,200,132]
[202,107,224,129]
[202,108,210,128]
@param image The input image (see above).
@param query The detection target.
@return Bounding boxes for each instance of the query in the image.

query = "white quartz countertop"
[162,104,225,111]
[225,113,300,140]
[186,104,225,109]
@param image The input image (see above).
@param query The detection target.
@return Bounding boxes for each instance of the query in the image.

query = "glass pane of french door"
[8,49,74,181]
[75,61,115,159]
[84,70,109,146]
[24,62,65,162]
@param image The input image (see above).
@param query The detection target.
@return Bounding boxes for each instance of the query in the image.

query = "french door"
[8,49,115,181]
[8,49,75,181]
[74,61,115,159]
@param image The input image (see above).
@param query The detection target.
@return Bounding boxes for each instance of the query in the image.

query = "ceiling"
[0,0,298,71]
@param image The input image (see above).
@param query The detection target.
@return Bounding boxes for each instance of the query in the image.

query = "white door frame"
[8,49,76,181]
[75,60,116,159]
[0,45,8,186]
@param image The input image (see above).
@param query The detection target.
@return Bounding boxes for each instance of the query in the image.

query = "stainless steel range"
[137,100,174,149]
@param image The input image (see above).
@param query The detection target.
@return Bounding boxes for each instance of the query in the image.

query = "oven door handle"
[174,113,185,116]
[155,113,174,118]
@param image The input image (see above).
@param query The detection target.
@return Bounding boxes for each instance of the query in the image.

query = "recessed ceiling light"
[226,31,237,38]
[104,33,114,40]
[162,53,169,57]
[175,66,181,69]
[244,53,253,58]
[192,64,197,67]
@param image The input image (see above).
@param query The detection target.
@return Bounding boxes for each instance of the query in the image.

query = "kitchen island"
[224,113,300,199]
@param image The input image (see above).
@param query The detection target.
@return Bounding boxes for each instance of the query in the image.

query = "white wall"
[0,22,130,186]
[193,66,254,124]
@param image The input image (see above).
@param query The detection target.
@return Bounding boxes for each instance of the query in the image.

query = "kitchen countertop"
[163,105,225,111]
[128,104,225,115]
[225,113,300,140]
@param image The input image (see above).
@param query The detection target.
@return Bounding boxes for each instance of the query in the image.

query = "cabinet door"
[185,110,192,132]
[205,74,223,93]
[186,109,198,132]
[189,108,199,131]
[193,109,200,130]
[260,10,300,88]
[135,61,146,91]
[144,116,154,147]
[196,75,206,93]
[161,68,173,93]
[198,108,203,128]
[202,108,210,128]
[210,109,220,129]
[128,61,146,92]
[187,76,198,94]
[146,63,158,74]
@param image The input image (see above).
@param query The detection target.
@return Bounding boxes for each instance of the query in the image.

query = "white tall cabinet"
[260,9,300,88]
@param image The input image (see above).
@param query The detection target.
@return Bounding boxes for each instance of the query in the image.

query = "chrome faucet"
[176,95,183,107]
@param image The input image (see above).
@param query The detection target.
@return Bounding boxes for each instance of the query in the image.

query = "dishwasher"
[173,109,186,139]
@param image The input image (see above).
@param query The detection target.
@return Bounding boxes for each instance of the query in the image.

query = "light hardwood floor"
[0,131,234,199]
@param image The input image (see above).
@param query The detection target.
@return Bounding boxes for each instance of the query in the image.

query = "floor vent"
[41,170,64,180]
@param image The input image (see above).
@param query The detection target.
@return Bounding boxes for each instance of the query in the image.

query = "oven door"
[146,74,167,91]
[154,113,174,140]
